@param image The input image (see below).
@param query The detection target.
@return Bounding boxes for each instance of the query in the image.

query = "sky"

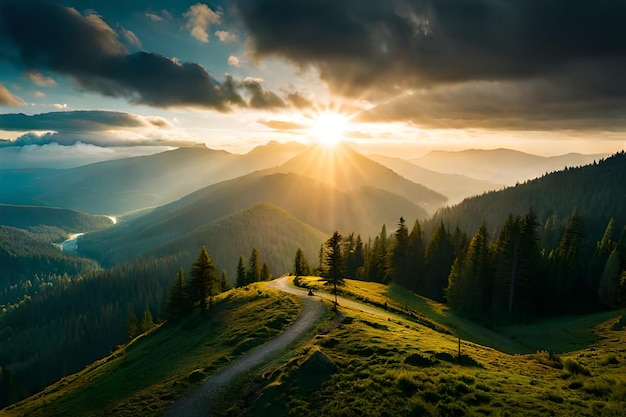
[0,0,625,167]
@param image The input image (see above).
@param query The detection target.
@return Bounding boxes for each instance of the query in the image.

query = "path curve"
[162,276,325,417]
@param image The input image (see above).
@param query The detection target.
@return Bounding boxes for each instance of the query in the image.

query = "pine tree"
[325,231,344,306]
[188,245,218,313]
[294,248,311,276]
[447,222,491,320]
[261,263,273,281]
[126,311,139,341]
[220,269,229,292]
[406,219,425,292]
[423,222,456,301]
[247,248,261,283]
[141,308,154,332]
[166,267,188,318]
[236,256,247,287]
[391,217,410,286]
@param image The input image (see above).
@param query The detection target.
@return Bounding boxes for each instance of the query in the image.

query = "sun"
[308,111,350,147]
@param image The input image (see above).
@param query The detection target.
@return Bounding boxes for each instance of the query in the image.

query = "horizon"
[1,0,625,167]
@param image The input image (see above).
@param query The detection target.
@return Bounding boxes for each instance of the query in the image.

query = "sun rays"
[308,111,351,147]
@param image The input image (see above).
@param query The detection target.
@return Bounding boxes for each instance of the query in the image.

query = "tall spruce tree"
[166,267,189,318]
[220,269,229,292]
[325,231,344,306]
[188,245,218,313]
[391,217,410,286]
[261,263,273,281]
[236,255,247,287]
[294,248,311,276]
[447,222,491,321]
[406,219,425,292]
[423,222,456,301]
[248,248,262,283]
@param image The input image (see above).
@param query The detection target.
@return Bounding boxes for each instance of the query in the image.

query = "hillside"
[413,148,607,185]
[0,203,112,233]
[271,144,447,214]
[0,142,305,215]
[79,172,424,266]
[6,277,625,417]
[145,203,327,281]
[428,152,626,240]
[369,154,504,204]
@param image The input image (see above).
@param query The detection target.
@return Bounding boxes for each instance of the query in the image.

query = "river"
[58,215,117,253]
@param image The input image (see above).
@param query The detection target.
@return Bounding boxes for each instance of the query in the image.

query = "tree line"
[301,210,626,326]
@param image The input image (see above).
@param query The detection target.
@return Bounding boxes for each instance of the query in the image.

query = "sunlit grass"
[3,283,302,417]
[233,277,626,417]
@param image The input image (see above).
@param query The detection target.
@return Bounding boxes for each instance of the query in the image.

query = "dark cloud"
[0,110,170,132]
[0,0,284,111]
[235,0,626,129]
[242,77,286,109]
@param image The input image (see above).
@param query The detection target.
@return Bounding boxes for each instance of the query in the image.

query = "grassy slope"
[228,278,626,417]
[2,284,305,417]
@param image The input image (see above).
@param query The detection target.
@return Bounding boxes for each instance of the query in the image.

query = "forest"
[1,152,626,408]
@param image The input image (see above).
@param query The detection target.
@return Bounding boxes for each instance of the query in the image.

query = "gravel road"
[162,276,325,417]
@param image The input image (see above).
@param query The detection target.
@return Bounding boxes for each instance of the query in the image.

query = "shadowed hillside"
[79,171,424,266]
[0,204,112,233]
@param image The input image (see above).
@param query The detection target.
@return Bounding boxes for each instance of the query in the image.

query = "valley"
[0,143,624,416]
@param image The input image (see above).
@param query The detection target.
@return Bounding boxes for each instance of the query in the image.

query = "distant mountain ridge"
[0,141,306,215]
[0,203,112,233]
[368,154,504,204]
[412,148,607,185]
[429,151,626,241]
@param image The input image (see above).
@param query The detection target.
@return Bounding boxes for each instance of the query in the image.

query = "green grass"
[2,284,302,417]
[223,277,626,417]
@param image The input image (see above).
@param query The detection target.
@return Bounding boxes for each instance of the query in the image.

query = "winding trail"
[162,276,325,417]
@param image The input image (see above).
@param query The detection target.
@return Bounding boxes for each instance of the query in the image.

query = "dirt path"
[162,276,325,417]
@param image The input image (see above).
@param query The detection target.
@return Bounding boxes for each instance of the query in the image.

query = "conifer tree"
[247,248,261,283]
[220,269,229,292]
[294,248,311,276]
[423,222,456,301]
[236,255,247,287]
[188,245,218,313]
[391,217,410,286]
[325,231,344,306]
[261,263,273,281]
[126,311,139,341]
[447,222,491,320]
[406,219,425,292]
[141,308,154,332]
[166,267,188,318]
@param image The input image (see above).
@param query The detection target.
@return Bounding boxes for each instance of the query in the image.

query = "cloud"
[259,120,307,130]
[0,110,171,132]
[0,131,199,149]
[0,0,246,111]
[25,70,57,86]
[215,30,237,43]
[120,26,142,48]
[0,83,26,106]
[227,55,240,67]
[242,77,286,109]
[146,13,163,22]
[234,0,626,130]
[183,3,221,43]
[34,91,45,98]
[286,92,313,109]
